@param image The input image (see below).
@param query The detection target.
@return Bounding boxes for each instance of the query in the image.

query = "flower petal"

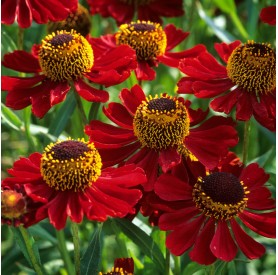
[158,147,181,173]
[230,219,266,260]
[210,220,237,261]
[214,40,241,63]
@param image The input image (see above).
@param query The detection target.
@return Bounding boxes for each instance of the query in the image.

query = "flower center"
[133,95,190,151]
[226,40,276,95]
[115,20,167,61]
[39,30,94,82]
[1,190,26,219]
[99,267,133,275]
[193,172,249,220]
[47,3,91,37]
[40,139,102,192]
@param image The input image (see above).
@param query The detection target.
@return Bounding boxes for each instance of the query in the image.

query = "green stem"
[23,107,37,153]
[165,230,171,275]
[242,120,251,164]
[173,255,181,275]
[18,226,45,275]
[74,92,88,127]
[71,222,81,275]
[17,27,24,50]
[56,229,75,275]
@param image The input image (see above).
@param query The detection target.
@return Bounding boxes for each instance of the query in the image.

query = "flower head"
[178,40,276,131]
[2,30,136,118]
[2,138,145,230]
[87,0,184,25]
[1,0,78,28]
[90,21,206,80]
[85,84,238,191]
[47,3,91,37]
[155,153,276,264]
[99,257,134,275]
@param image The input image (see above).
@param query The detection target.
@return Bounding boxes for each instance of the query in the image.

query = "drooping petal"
[230,219,266,260]
[1,0,17,25]
[189,219,217,265]
[214,40,241,63]
[235,90,253,121]
[164,24,189,51]
[158,147,181,173]
[210,89,238,114]
[210,220,237,261]
[17,0,32,28]
[260,6,276,25]
[135,60,156,81]
[239,211,276,238]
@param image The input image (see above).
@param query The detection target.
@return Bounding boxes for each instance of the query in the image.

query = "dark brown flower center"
[41,139,102,192]
[39,30,94,82]
[227,40,276,95]
[115,20,167,61]
[193,172,249,220]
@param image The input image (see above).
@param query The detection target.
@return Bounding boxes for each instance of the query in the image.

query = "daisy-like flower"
[47,3,91,37]
[89,20,206,80]
[85,84,238,191]
[178,40,276,131]
[260,6,276,25]
[155,153,276,264]
[2,138,146,230]
[99,257,134,275]
[1,0,78,28]
[2,176,44,227]
[87,0,184,25]
[2,29,136,118]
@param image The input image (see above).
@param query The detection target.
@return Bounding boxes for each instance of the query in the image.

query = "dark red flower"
[87,0,184,25]
[85,84,238,191]
[155,153,276,264]
[260,6,276,25]
[2,30,136,118]
[89,21,206,80]
[1,177,44,227]
[178,40,276,131]
[1,0,78,28]
[2,139,145,230]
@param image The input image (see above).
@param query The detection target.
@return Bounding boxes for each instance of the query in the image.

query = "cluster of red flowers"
[1,0,276,270]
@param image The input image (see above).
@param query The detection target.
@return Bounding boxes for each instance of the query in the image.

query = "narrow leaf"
[1,103,23,131]
[80,224,102,275]
[114,218,165,273]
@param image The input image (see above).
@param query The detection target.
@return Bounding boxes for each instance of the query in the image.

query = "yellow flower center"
[1,190,26,219]
[39,30,94,82]
[226,40,276,95]
[47,3,91,37]
[193,172,249,220]
[40,139,102,192]
[133,95,192,154]
[115,20,167,61]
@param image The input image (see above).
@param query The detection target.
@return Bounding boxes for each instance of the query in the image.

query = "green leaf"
[28,224,57,245]
[248,147,274,168]
[1,103,23,131]
[1,30,17,58]
[48,90,76,138]
[213,0,236,14]
[80,224,102,275]
[114,218,165,273]
[182,261,207,275]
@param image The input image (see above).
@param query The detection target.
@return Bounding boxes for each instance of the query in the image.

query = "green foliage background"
[1,0,276,274]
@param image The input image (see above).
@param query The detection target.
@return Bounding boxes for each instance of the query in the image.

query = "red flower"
[178,40,276,131]
[99,257,134,275]
[2,139,145,230]
[2,30,136,118]
[1,178,44,227]
[89,21,206,80]
[260,6,276,25]
[1,0,78,28]
[155,153,276,264]
[87,0,184,25]
[85,84,238,191]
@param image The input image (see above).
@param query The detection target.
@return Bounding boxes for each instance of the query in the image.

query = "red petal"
[2,50,41,73]
[17,0,32,28]
[189,219,217,265]
[135,61,156,81]
[239,211,276,238]
[235,90,253,121]
[1,0,17,25]
[2,75,45,90]
[119,85,146,115]
[155,173,192,201]
[210,89,238,114]
[166,215,205,256]
[158,148,181,173]
[103,102,133,128]
[210,221,237,261]
[67,192,84,223]
[74,79,109,102]
[164,24,189,51]
[260,6,276,25]
[230,219,266,259]
[214,40,241,63]
[247,187,275,210]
